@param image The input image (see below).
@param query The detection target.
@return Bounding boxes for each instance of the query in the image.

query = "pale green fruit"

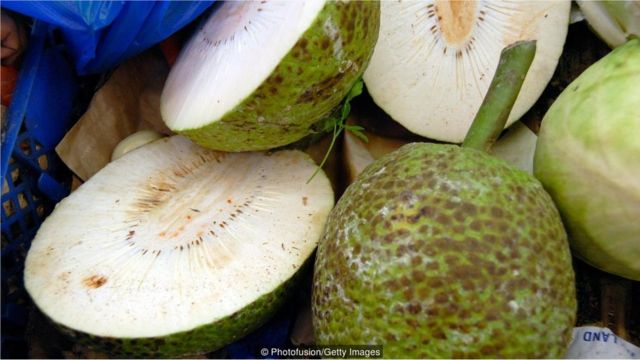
[534,39,640,280]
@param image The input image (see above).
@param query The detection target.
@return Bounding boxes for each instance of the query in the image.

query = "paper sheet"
[56,51,172,181]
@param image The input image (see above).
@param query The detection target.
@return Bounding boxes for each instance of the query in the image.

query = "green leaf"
[341,101,351,120]
[347,79,364,101]
[349,129,369,143]
[321,117,339,133]
[343,124,364,132]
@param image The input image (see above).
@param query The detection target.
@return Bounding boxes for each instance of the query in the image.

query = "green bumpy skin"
[313,143,576,358]
[49,266,304,358]
[180,1,380,152]
[534,39,640,280]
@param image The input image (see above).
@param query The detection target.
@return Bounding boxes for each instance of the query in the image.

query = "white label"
[566,326,640,359]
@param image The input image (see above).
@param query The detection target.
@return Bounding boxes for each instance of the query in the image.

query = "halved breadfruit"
[161,1,380,151]
[24,136,334,357]
[363,0,570,143]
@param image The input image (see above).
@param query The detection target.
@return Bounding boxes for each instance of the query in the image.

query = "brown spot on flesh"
[83,275,107,289]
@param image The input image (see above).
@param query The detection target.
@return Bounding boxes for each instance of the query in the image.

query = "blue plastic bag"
[1,1,213,75]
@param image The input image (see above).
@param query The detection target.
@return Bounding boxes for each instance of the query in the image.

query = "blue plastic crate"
[1,20,77,359]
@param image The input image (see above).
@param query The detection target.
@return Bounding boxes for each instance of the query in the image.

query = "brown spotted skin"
[181,1,380,152]
[312,143,576,358]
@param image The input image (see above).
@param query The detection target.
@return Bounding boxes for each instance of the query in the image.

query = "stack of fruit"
[23,1,639,358]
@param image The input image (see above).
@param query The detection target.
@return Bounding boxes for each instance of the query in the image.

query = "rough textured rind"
[313,143,576,358]
[50,265,305,358]
[180,1,380,152]
[534,39,640,281]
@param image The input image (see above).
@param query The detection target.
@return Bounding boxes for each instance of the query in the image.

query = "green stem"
[306,123,342,184]
[462,40,537,152]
